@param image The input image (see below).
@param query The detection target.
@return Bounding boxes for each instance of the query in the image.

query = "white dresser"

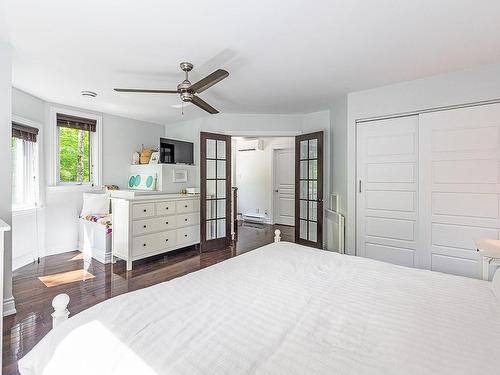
[111,192,200,270]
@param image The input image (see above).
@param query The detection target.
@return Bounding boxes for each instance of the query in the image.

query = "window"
[53,110,101,187]
[11,122,39,210]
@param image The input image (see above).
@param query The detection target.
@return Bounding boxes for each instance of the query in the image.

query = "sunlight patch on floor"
[38,269,95,287]
[69,253,84,261]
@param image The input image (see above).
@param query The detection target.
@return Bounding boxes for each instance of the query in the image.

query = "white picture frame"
[173,169,188,183]
[149,151,160,164]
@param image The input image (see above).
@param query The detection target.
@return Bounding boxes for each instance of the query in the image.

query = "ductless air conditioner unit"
[237,139,264,152]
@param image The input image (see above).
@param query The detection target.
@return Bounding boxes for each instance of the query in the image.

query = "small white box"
[186,187,200,194]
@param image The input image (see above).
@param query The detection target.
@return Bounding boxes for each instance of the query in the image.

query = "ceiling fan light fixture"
[81,90,97,98]
[180,92,194,102]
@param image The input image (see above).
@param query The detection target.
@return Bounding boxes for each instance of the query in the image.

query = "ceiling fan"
[114,62,229,114]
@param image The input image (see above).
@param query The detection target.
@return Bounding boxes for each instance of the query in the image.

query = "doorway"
[273,148,295,226]
[199,131,324,251]
[233,137,295,227]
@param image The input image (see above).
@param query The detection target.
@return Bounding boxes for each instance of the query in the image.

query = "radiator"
[326,209,345,254]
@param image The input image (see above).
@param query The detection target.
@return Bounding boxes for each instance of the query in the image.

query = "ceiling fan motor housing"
[178,62,194,101]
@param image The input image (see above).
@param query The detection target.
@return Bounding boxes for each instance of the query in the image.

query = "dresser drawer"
[132,217,176,236]
[176,226,200,245]
[176,213,200,228]
[176,199,199,213]
[132,230,175,257]
[155,201,176,215]
[132,203,155,219]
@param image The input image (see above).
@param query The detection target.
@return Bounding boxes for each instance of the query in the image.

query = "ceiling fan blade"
[189,69,229,93]
[114,88,179,94]
[191,96,219,114]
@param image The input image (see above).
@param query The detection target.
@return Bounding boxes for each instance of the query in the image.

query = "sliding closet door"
[356,116,419,267]
[295,131,323,248]
[200,132,232,252]
[419,103,500,277]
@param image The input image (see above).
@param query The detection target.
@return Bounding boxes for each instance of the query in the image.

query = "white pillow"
[492,267,500,301]
[80,193,110,216]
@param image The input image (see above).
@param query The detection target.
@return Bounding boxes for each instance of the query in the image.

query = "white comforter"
[19,242,500,375]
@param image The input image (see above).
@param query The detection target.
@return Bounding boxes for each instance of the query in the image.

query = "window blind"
[12,122,39,142]
[56,113,96,132]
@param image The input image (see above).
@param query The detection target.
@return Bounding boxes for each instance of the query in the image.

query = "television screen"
[160,138,194,165]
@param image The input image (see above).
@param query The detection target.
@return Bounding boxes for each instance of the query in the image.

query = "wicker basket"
[139,145,154,164]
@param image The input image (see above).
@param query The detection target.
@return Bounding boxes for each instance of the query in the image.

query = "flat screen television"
[160,138,194,165]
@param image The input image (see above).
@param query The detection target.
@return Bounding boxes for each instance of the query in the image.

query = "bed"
[19,239,500,375]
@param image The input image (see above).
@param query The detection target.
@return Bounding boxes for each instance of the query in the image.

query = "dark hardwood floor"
[2,223,294,375]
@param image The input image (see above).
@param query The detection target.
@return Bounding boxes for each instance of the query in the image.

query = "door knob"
[274,189,278,192]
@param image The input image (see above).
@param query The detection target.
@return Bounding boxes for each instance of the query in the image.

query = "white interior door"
[419,103,500,278]
[273,148,295,226]
[356,116,419,267]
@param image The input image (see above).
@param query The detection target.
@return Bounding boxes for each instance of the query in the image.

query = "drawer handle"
[185,205,188,208]
[143,225,147,228]
[166,207,169,210]
[184,234,188,237]
[143,243,146,247]
[184,218,188,222]
[143,209,147,213]
[165,239,169,242]
[165,221,169,225]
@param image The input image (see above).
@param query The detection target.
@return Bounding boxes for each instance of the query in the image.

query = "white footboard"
[52,294,70,329]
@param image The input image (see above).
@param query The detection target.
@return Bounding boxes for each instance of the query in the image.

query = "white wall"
[345,63,500,255]
[164,113,306,186]
[11,88,166,266]
[0,44,14,320]
[102,114,165,187]
[165,111,331,244]
[234,137,294,223]
[329,96,348,215]
[165,111,330,184]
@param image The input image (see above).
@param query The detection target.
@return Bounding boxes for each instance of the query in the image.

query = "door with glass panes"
[200,132,232,252]
[295,131,324,248]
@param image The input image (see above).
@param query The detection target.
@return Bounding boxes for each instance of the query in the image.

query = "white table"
[475,239,500,280]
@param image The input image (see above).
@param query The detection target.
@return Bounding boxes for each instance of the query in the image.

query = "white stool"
[475,239,500,280]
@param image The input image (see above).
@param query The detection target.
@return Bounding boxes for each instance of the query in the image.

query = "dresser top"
[110,190,199,201]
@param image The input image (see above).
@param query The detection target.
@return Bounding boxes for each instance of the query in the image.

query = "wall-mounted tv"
[160,138,194,165]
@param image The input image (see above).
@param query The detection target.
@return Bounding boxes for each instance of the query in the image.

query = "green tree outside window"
[59,127,90,182]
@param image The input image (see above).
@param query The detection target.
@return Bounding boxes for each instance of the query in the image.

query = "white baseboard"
[3,297,16,317]
[12,253,36,271]
[77,246,112,264]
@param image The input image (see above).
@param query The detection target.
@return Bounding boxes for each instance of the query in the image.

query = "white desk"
[475,239,500,280]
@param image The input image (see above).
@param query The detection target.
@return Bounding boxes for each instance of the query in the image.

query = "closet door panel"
[419,103,500,277]
[356,116,419,267]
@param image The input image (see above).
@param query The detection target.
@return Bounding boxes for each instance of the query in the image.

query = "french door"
[295,131,324,248]
[200,132,232,252]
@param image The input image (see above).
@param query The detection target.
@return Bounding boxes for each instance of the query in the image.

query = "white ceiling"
[2,0,500,125]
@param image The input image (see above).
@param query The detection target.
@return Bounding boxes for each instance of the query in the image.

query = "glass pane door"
[201,132,231,251]
[295,132,323,248]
